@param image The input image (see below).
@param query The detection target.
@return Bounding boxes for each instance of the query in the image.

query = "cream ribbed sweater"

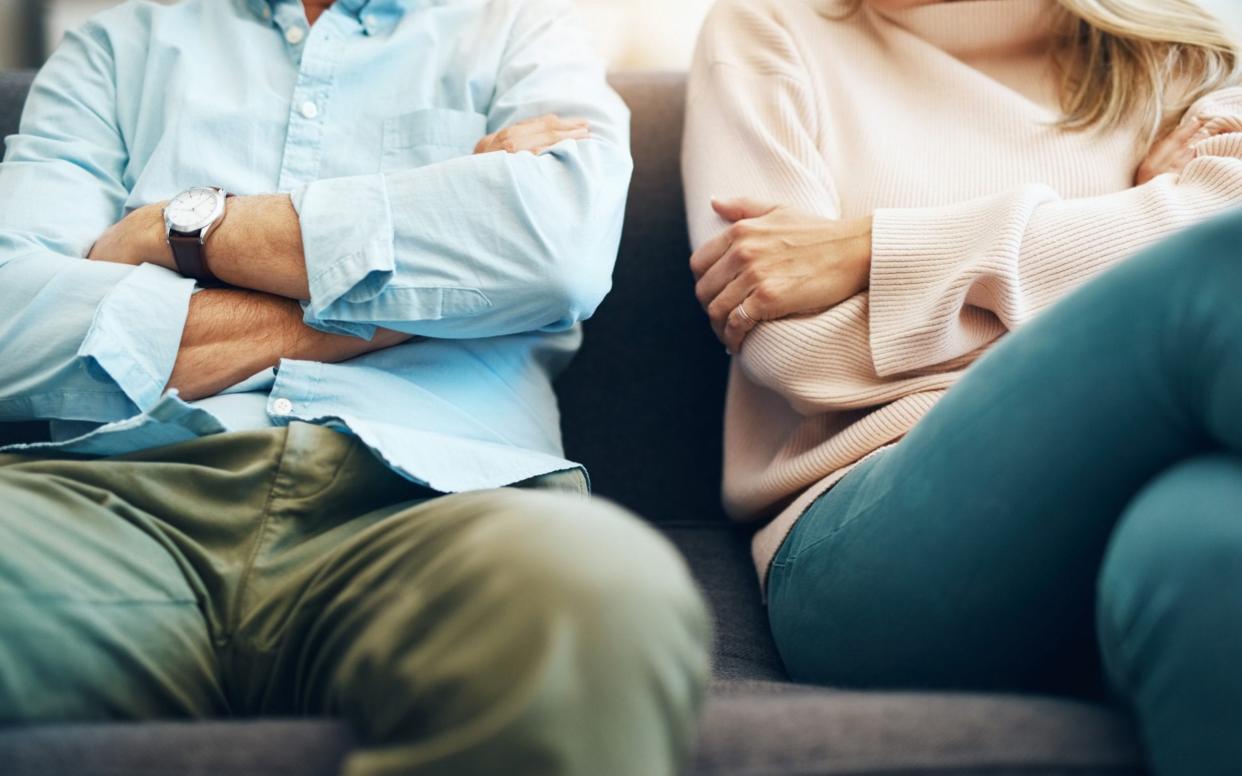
[682,0,1242,587]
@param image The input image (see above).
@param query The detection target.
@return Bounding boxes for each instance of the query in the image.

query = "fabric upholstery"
[696,681,1145,776]
[558,73,732,527]
[665,525,786,682]
[0,681,1146,776]
[0,71,32,157]
[0,721,355,776]
[0,69,1147,775]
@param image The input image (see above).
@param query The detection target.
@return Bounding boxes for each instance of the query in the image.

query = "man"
[0,1,712,774]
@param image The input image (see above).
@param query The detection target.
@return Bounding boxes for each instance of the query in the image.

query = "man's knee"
[332,487,713,687]
[330,490,713,775]
[464,490,712,652]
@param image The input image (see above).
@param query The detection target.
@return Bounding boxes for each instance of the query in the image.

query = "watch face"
[166,187,223,233]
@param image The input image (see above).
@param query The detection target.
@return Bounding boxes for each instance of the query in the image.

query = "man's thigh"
[236,484,710,775]
[0,467,227,721]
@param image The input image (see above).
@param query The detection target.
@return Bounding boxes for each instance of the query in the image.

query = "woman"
[682,0,1242,772]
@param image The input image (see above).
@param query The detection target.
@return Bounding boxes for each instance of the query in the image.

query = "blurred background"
[0,0,716,70]
[0,0,1240,72]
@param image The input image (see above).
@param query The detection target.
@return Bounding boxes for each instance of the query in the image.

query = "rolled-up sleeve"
[291,0,632,341]
[0,20,193,423]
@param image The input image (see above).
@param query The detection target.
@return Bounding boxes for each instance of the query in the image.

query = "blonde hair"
[831,0,1242,140]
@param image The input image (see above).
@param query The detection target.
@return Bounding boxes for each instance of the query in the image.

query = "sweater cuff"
[869,185,1056,378]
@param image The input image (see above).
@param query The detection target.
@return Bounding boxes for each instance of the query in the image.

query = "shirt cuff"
[77,262,197,411]
[291,173,395,336]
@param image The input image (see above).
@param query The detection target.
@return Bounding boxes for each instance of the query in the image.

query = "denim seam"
[780,497,880,570]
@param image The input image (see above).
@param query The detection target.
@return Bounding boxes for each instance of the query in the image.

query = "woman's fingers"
[706,269,760,342]
[1136,116,1208,185]
[689,229,733,280]
[1200,115,1242,138]
[692,201,777,281]
[694,241,746,309]
[712,196,777,222]
[722,298,760,354]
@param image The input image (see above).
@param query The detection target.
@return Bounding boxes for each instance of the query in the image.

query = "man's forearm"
[204,195,311,300]
[89,195,312,300]
[168,287,401,401]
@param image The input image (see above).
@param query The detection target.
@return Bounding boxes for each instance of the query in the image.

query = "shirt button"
[363,14,378,28]
[284,25,306,45]
[300,101,319,120]
[272,398,294,415]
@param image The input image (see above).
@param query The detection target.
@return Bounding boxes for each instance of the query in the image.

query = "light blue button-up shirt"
[0,0,631,491]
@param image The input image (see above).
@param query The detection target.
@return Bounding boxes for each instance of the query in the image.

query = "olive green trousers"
[0,422,712,776]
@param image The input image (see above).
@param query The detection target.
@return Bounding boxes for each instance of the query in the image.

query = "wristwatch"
[164,186,230,284]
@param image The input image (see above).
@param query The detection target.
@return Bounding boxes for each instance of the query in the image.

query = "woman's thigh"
[768,211,1242,692]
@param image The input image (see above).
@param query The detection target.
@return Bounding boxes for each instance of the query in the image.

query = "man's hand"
[475,114,590,156]
[87,202,172,268]
[691,198,873,354]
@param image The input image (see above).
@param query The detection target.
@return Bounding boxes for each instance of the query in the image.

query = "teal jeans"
[768,210,1242,776]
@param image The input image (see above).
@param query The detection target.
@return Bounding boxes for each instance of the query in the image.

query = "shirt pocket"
[381,109,488,171]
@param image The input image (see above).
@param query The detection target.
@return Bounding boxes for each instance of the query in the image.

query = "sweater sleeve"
[682,0,840,252]
[867,87,1242,378]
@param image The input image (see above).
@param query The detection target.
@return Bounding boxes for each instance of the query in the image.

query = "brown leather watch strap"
[167,192,232,285]
[169,231,218,285]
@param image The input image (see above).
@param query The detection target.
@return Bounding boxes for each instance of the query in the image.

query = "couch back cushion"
[0,72,32,156]
[0,70,730,525]
[559,73,730,524]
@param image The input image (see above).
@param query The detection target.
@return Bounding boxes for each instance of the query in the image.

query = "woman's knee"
[1097,455,1242,679]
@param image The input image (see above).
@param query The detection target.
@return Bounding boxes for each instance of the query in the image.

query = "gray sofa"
[0,69,1148,775]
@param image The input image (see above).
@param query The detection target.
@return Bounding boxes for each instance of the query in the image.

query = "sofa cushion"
[0,71,32,155]
[696,681,1145,776]
[0,720,354,776]
[0,685,1144,776]
[665,523,787,682]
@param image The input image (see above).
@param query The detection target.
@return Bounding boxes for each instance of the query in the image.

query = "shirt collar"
[244,0,422,29]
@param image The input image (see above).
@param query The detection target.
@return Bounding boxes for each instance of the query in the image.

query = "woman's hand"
[690,198,873,354]
[1135,114,1242,186]
[475,114,590,156]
